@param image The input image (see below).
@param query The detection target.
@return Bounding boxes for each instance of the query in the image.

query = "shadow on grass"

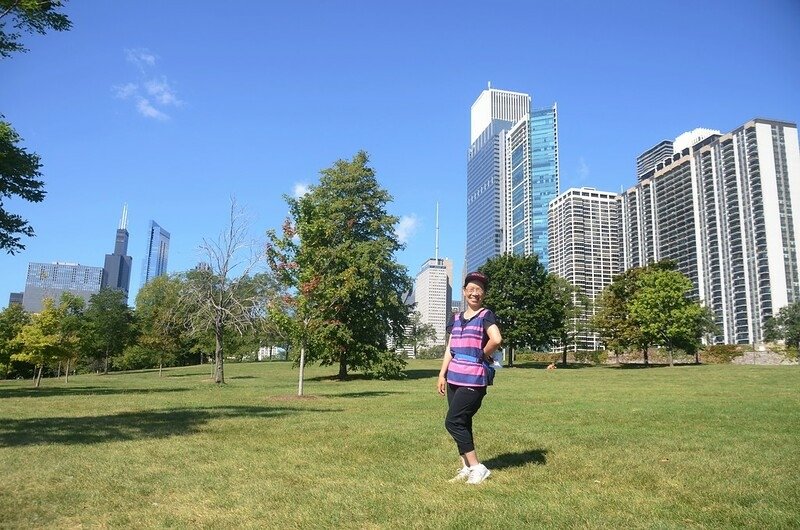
[227,376,258,380]
[508,362,595,370]
[0,405,337,447]
[483,448,548,469]
[164,372,215,378]
[327,391,405,398]
[606,363,701,369]
[0,386,191,399]
[403,369,441,380]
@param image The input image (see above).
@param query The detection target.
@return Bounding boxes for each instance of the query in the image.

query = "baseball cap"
[463,271,488,290]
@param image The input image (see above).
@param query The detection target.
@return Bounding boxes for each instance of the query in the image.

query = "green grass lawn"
[0,361,798,529]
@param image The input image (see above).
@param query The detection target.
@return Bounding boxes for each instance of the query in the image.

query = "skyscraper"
[22,262,103,312]
[141,220,170,287]
[621,118,800,345]
[415,257,453,346]
[465,86,559,273]
[414,205,453,347]
[549,188,621,351]
[102,204,133,301]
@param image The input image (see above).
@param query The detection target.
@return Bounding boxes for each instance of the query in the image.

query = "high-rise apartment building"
[22,262,103,312]
[141,220,170,287]
[636,140,673,181]
[621,118,800,345]
[549,188,621,351]
[414,257,453,347]
[465,86,559,273]
[102,205,133,301]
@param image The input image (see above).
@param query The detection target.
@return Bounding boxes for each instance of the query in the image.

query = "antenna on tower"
[487,81,491,89]
[119,204,128,230]
[435,202,440,261]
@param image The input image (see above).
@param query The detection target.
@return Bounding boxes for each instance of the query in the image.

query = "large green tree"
[268,151,411,382]
[54,291,84,381]
[0,302,29,377]
[83,288,135,374]
[1,1,71,253]
[764,301,800,351]
[479,253,560,367]
[629,268,714,366]
[134,275,187,376]
[0,0,72,58]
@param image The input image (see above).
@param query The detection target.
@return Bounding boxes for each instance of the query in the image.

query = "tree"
[180,199,271,384]
[0,0,72,58]
[1,1,71,252]
[135,275,187,376]
[764,301,800,351]
[11,298,60,386]
[548,276,592,365]
[479,253,559,367]
[268,151,411,383]
[404,311,437,358]
[629,268,714,366]
[0,302,29,377]
[83,288,135,374]
[54,291,84,382]
[0,119,46,253]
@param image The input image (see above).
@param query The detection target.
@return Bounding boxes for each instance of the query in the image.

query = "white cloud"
[136,98,169,121]
[395,214,419,244]
[145,77,182,106]
[113,82,138,99]
[577,156,590,181]
[125,48,156,70]
[115,49,184,121]
[293,183,310,198]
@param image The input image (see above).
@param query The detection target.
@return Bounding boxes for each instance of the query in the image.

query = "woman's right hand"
[437,375,446,395]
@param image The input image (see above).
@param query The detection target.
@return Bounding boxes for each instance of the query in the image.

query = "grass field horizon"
[1,360,797,528]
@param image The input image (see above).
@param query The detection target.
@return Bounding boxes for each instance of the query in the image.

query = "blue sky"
[2,0,799,308]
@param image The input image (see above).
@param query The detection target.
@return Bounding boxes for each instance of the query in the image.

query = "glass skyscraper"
[141,220,170,287]
[465,87,559,274]
[23,262,104,312]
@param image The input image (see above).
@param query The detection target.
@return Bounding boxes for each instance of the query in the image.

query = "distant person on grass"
[437,271,502,485]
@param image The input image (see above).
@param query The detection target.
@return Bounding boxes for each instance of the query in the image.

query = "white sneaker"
[466,464,491,485]
[448,466,471,482]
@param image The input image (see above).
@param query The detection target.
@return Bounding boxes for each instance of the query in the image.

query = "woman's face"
[463,282,485,308]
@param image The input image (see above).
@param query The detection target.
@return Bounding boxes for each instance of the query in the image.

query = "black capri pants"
[445,383,487,455]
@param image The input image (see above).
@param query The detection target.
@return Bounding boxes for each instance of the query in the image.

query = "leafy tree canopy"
[0,0,72,58]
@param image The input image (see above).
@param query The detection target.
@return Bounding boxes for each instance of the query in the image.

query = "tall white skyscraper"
[549,188,621,351]
[466,86,559,273]
[621,118,800,345]
[415,257,453,346]
[141,220,170,287]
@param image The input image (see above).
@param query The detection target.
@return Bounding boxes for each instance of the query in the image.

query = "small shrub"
[367,351,407,380]
[701,344,744,364]
[416,345,445,359]
[114,345,160,371]
[574,350,609,364]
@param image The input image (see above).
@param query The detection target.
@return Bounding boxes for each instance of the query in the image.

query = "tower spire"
[435,202,440,260]
[119,203,128,230]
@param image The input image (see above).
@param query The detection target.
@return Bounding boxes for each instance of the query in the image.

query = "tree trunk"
[695,350,701,364]
[338,355,347,380]
[104,347,109,375]
[642,347,649,366]
[65,359,71,383]
[57,361,62,378]
[297,343,306,396]
[507,345,514,368]
[159,361,163,377]
[561,344,568,366]
[34,365,43,388]
[668,349,674,367]
[214,323,225,384]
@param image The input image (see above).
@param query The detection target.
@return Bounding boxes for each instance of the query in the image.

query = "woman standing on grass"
[437,271,502,485]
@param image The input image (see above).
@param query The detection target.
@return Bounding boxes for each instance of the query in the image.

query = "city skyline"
[1,1,799,308]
